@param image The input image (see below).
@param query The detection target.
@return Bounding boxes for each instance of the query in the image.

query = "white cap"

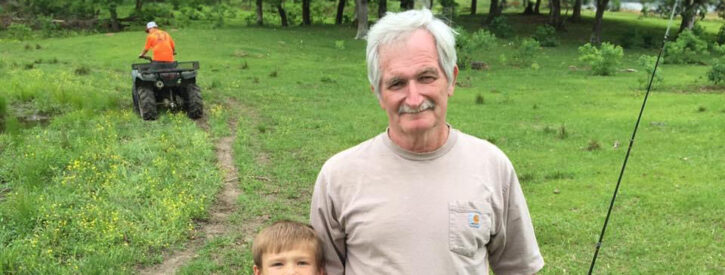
[146,21,158,30]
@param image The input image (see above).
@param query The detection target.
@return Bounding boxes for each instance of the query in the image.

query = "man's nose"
[404,82,424,107]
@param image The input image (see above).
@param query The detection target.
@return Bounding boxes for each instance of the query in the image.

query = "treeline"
[0,0,723,41]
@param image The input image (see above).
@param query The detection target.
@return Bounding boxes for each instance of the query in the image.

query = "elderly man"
[309,9,544,275]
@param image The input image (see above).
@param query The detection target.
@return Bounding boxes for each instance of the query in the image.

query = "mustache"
[398,99,435,114]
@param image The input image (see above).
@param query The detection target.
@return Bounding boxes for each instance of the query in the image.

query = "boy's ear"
[253,265,262,275]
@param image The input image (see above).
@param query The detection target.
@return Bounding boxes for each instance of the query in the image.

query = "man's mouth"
[398,99,435,115]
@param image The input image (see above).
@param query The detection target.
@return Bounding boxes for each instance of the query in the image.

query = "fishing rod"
[587,0,680,273]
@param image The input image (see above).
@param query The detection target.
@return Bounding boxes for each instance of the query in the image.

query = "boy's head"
[252,220,325,275]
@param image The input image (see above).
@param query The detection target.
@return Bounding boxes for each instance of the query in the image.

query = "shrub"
[513,38,541,66]
[578,42,624,76]
[6,23,33,41]
[456,28,497,69]
[637,55,664,89]
[488,16,513,39]
[664,30,709,64]
[533,25,559,47]
[707,59,725,84]
[717,25,725,45]
[610,0,621,11]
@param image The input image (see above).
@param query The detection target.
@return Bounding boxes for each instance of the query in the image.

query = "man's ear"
[253,265,261,275]
[318,266,326,275]
[447,65,459,96]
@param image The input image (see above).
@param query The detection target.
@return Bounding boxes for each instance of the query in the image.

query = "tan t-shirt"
[310,128,544,275]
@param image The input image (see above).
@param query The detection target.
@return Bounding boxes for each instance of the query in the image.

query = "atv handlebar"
[139,56,152,61]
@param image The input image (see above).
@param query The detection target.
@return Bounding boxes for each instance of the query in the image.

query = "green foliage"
[130,2,175,24]
[664,30,709,64]
[610,0,622,11]
[637,55,664,89]
[5,23,33,41]
[513,38,541,66]
[0,96,6,131]
[707,59,725,84]
[578,42,624,75]
[619,28,657,49]
[456,28,497,69]
[487,16,514,39]
[533,25,559,47]
[716,24,725,45]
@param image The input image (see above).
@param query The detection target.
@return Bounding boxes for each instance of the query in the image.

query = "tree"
[535,0,542,14]
[107,0,121,32]
[277,2,289,27]
[400,0,414,10]
[471,0,478,15]
[550,0,563,28]
[135,0,143,14]
[678,0,709,32]
[302,0,311,25]
[256,0,264,25]
[486,0,502,23]
[379,0,387,18]
[572,0,582,22]
[590,0,610,44]
[336,0,346,24]
[355,0,369,39]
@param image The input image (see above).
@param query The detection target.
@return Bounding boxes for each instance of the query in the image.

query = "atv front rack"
[131,61,199,73]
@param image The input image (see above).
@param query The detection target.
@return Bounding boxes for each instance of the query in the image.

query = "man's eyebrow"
[384,76,403,86]
[418,67,439,75]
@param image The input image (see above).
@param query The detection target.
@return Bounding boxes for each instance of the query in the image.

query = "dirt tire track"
[139,109,241,275]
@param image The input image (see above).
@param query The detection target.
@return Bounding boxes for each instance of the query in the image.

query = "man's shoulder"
[454,130,513,166]
[322,133,384,170]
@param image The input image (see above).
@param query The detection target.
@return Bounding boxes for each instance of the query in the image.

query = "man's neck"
[388,124,449,153]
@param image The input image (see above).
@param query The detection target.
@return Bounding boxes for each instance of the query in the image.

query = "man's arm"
[309,169,346,275]
[488,165,544,274]
[140,35,153,58]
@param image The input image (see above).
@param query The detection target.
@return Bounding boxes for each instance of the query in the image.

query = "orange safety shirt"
[144,29,175,62]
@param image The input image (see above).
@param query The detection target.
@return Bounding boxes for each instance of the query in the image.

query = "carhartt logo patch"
[468,212,481,228]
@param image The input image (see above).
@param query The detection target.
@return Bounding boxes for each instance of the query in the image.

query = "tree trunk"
[277,3,288,27]
[303,0,311,25]
[486,0,501,23]
[135,0,143,13]
[550,0,561,28]
[571,0,581,22]
[109,3,120,32]
[679,0,697,33]
[534,0,541,14]
[523,0,534,14]
[336,0,346,24]
[355,0,369,39]
[256,0,264,25]
[378,0,387,19]
[590,0,609,45]
[400,0,414,10]
[471,0,477,15]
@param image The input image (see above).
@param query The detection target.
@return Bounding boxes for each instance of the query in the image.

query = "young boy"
[252,220,325,275]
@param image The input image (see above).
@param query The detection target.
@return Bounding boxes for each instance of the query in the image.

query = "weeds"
[586,140,601,151]
[74,65,91,75]
[475,94,484,104]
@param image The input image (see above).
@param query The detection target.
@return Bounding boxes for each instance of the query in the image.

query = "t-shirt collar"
[382,124,458,161]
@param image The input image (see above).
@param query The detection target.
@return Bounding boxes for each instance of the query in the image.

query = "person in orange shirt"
[138,21,176,67]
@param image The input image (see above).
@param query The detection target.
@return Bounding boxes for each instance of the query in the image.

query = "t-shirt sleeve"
[309,168,346,275]
[488,165,544,274]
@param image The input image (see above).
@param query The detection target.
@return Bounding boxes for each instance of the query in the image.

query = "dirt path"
[138,113,240,275]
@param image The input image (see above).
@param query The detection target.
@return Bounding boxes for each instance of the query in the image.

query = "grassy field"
[1,7,723,274]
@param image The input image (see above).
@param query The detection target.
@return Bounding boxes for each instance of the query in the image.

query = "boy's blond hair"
[252,220,324,269]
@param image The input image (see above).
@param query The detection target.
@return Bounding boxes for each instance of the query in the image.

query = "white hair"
[366,9,457,99]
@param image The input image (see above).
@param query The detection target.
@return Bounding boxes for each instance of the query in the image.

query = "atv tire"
[137,86,157,121]
[186,83,203,119]
[132,85,140,115]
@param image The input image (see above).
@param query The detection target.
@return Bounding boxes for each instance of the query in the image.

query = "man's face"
[376,29,457,137]
[253,247,323,275]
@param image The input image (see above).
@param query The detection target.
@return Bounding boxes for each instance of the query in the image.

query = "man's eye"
[389,81,405,89]
[419,75,436,83]
[270,262,284,267]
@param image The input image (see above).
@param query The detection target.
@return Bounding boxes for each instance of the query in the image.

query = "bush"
[716,25,725,45]
[665,30,709,64]
[533,25,559,47]
[610,0,621,11]
[578,42,624,76]
[708,43,725,84]
[456,28,497,69]
[487,16,513,39]
[637,55,664,89]
[5,23,33,41]
[513,38,541,66]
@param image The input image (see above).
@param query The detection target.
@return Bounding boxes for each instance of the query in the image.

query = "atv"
[131,56,203,120]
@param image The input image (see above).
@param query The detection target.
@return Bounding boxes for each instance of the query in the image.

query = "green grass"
[1,7,724,274]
